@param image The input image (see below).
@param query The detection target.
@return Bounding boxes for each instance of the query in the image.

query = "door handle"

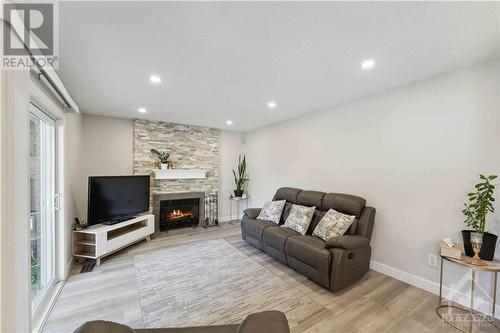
[54,193,62,211]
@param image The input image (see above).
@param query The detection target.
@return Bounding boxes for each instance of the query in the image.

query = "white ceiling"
[58,1,500,132]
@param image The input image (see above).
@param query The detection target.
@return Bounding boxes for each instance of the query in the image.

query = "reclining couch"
[241,187,375,292]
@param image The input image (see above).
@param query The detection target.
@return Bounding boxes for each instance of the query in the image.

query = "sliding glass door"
[30,103,56,309]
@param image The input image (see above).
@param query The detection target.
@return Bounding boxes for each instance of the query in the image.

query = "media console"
[73,214,154,266]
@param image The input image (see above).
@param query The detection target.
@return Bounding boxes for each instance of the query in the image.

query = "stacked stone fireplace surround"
[133,120,220,232]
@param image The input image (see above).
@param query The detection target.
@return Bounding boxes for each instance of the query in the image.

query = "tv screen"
[87,175,150,225]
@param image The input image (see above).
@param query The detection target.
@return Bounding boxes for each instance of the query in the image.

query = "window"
[30,103,56,309]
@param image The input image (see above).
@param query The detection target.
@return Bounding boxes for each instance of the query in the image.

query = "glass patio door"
[29,103,56,309]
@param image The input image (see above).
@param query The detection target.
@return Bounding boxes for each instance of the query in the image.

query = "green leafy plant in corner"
[150,149,170,164]
[463,174,497,234]
[232,154,249,192]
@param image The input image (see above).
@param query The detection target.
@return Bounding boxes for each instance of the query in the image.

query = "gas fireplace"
[153,192,205,233]
[160,198,199,231]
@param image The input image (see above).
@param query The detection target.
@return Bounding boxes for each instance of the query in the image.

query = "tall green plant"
[463,174,497,234]
[232,155,249,191]
[150,149,170,164]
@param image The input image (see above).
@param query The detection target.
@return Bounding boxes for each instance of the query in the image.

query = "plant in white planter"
[462,174,497,263]
[150,149,170,170]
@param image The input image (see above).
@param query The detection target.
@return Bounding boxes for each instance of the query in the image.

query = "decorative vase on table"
[466,232,488,266]
[161,163,169,170]
[461,174,498,263]
[234,190,244,197]
[462,230,497,261]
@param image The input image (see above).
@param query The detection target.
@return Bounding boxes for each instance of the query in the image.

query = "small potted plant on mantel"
[150,149,170,170]
[232,154,249,197]
[462,174,498,264]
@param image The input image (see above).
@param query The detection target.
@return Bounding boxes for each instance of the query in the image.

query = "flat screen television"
[87,175,150,226]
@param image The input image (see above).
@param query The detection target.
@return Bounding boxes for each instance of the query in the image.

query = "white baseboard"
[370,260,500,319]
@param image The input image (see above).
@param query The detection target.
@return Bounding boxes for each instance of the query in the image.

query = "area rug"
[134,239,325,328]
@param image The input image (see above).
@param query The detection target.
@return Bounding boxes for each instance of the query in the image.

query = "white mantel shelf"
[154,169,207,179]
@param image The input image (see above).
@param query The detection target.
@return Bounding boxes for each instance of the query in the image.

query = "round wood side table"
[437,254,500,332]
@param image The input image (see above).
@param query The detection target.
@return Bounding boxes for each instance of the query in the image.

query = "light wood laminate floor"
[43,223,498,333]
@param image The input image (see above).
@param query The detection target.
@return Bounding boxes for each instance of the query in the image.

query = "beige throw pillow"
[282,204,316,235]
[257,200,286,224]
[313,208,356,241]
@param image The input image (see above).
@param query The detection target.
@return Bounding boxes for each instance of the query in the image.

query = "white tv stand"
[73,214,154,266]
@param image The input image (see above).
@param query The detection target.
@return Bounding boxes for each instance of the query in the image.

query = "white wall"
[244,60,499,304]
[79,114,134,220]
[219,131,245,221]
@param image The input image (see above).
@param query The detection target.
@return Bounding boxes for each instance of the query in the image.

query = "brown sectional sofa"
[74,311,290,333]
[241,187,375,292]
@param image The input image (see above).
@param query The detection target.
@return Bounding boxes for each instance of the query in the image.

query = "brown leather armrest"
[324,235,369,250]
[237,310,290,333]
[243,208,261,219]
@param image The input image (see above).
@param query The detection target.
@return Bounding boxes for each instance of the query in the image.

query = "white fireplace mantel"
[153,169,207,179]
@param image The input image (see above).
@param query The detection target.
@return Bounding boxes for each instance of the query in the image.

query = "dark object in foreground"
[74,310,290,333]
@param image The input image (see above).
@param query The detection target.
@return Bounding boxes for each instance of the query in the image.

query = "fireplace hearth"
[160,198,199,231]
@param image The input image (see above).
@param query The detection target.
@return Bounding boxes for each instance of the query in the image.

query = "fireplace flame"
[168,209,194,220]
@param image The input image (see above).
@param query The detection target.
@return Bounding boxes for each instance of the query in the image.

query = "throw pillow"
[282,204,316,235]
[257,200,286,224]
[313,208,356,242]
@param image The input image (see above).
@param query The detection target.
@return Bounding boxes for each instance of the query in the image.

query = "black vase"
[234,190,244,197]
[462,230,497,261]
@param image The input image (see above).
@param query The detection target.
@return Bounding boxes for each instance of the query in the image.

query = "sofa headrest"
[321,193,366,216]
[273,187,301,203]
[238,310,290,333]
[297,190,325,208]
[74,320,135,333]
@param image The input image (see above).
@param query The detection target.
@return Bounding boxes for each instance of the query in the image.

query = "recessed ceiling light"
[267,101,277,109]
[138,107,147,113]
[149,75,161,84]
[361,59,375,70]
[226,120,233,125]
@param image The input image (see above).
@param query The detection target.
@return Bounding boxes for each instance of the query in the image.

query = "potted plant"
[462,174,497,261]
[232,154,249,197]
[150,149,170,170]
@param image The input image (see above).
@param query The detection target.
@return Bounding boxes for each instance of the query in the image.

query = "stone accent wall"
[133,120,219,194]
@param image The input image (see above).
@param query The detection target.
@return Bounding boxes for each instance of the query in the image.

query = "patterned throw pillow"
[282,204,316,235]
[257,200,286,224]
[313,208,356,242]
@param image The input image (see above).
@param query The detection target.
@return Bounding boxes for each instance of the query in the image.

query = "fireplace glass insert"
[160,198,200,231]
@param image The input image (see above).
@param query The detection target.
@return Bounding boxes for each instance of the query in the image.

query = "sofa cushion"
[282,204,316,235]
[306,210,325,235]
[321,193,366,216]
[313,209,356,242]
[263,227,300,251]
[272,187,301,203]
[285,236,331,287]
[242,219,275,243]
[257,200,286,224]
[279,202,294,224]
